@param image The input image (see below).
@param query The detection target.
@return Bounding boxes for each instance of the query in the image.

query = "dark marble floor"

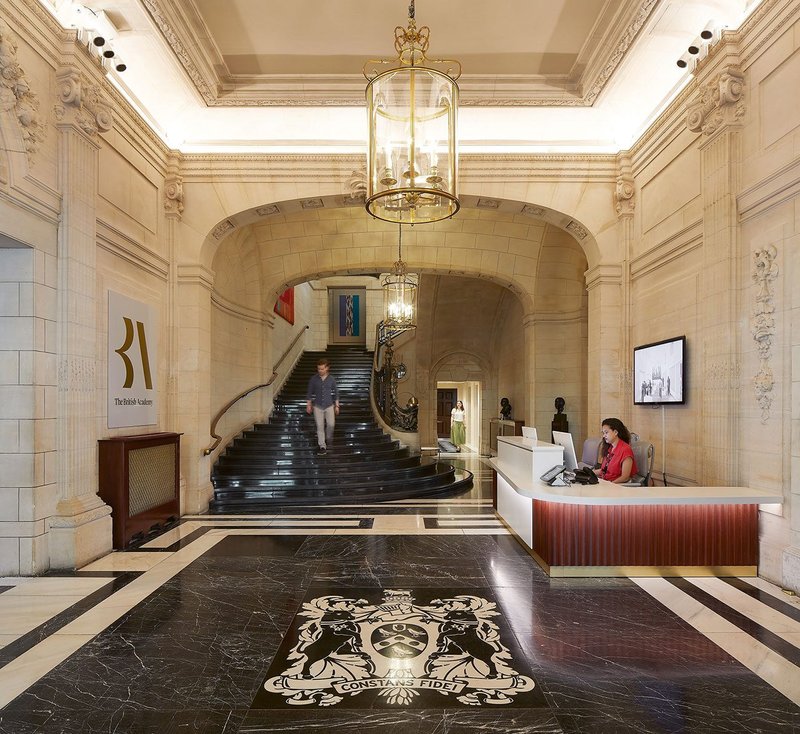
[1,528,799,733]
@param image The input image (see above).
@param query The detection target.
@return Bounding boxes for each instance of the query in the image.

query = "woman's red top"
[599,440,637,483]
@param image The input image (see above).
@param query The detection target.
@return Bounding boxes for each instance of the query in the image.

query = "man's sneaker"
[317,446,327,455]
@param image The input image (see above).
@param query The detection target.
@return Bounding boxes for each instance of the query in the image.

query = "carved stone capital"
[53,66,113,138]
[0,20,46,156]
[686,65,745,136]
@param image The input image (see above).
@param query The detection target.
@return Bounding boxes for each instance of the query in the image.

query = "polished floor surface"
[1,455,799,732]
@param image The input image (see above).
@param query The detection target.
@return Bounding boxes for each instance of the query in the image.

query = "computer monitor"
[552,430,579,471]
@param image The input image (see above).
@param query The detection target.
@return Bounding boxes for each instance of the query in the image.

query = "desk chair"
[623,441,655,487]
[579,437,601,469]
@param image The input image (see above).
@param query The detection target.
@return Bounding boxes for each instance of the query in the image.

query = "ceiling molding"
[140,0,660,108]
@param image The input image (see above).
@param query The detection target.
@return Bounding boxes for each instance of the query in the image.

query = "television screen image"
[633,336,686,405]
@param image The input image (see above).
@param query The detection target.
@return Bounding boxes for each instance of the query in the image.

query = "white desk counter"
[489,439,782,578]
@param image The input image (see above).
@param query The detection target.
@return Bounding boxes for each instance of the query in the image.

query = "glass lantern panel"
[367,67,458,224]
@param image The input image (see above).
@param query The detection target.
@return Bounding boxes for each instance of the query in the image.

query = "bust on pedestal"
[551,396,568,442]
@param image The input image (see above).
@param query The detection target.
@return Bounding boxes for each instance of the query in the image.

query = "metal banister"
[203,325,309,456]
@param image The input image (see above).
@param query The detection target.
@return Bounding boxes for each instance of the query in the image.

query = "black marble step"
[211,466,470,507]
[213,460,441,489]
[215,454,421,476]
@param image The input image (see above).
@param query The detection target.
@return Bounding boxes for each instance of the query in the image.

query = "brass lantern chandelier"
[383,225,417,331]
[364,0,460,225]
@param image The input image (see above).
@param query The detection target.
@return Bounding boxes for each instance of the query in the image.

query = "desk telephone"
[540,464,566,485]
[540,465,599,486]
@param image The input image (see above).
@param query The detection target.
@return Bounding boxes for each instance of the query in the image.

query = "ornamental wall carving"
[750,245,778,423]
[614,155,635,216]
[0,19,46,156]
[686,66,745,136]
[53,67,113,137]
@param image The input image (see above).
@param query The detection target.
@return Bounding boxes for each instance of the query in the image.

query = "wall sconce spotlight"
[687,38,701,55]
[677,52,692,69]
[113,56,127,72]
[102,46,115,59]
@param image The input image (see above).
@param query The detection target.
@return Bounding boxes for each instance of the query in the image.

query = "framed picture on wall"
[274,287,295,325]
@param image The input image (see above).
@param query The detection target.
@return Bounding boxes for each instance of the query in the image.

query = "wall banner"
[108,291,158,428]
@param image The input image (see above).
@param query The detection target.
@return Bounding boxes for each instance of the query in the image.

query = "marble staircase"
[209,345,472,510]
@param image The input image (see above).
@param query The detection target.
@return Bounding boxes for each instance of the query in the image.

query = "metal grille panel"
[128,443,176,516]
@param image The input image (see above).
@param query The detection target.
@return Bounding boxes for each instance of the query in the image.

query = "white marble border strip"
[0,532,226,709]
[633,577,800,706]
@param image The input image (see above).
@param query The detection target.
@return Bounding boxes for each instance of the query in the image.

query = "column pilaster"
[687,65,745,486]
[585,264,624,430]
[49,66,114,569]
[176,264,214,513]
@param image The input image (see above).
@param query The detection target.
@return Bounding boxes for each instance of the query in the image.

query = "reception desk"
[490,435,783,577]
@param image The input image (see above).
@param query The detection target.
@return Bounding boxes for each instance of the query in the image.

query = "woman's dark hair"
[601,417,631,445]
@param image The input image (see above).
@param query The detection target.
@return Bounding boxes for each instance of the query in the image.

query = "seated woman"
[593,418,637,483]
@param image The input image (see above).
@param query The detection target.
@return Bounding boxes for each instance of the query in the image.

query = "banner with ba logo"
[108,291,158,428]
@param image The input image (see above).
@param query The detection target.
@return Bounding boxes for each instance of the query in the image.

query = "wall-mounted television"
[633,335,686,405]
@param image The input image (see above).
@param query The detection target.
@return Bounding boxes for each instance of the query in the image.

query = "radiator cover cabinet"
[98,432,181,549]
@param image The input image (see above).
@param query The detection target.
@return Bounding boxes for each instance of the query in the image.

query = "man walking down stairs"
[209,346,472,511]
[305,357,339,456]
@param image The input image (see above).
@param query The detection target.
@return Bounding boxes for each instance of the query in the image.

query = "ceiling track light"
[677,19,724,72]
[60,2,125,71]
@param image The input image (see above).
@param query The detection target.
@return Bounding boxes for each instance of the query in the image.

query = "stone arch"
[200,200,594,320]
[197,193,602,277]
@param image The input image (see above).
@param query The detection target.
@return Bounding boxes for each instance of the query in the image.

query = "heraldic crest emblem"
[260,588,536,708]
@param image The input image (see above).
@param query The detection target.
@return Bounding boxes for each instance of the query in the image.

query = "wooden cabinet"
[98,432,181,549]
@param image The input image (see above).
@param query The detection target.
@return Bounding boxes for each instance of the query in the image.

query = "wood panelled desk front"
[489,435,782,578]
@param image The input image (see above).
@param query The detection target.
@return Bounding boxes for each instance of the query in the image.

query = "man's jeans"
[313,405,335,449]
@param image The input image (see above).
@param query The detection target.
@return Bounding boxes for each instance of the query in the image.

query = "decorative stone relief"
[521,205,545,218]
[256,204,280,217]
[614,156,635,216]
[477,198,500,209]
[348,166,367,201]
[0,20,46,156]
[566,220,588,240]
[53,67,113,137]
[300,198,324,209]
[163,168,183,217]
[212,219,234,240]
[750,245,778,423]
[686,66,745,136]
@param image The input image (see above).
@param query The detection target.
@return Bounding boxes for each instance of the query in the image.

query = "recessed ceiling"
[140,0,654,105]
[42,0,759,153]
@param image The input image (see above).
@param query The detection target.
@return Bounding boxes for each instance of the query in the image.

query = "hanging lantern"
[364,0,460,225]
[383,225,417,331]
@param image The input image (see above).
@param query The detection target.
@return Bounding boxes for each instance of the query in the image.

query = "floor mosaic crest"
[252,587,545,710]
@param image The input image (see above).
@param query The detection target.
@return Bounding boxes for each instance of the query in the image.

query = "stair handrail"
[203,325,309,456]
[372,321,417,431]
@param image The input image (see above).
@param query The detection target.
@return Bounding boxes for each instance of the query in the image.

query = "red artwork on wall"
[274,287,295,325]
